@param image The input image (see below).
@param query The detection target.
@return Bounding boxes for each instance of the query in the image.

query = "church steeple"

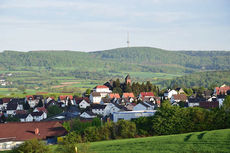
[125,74,131,85]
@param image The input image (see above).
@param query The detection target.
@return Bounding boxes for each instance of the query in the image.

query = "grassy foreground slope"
[88,129,230,153]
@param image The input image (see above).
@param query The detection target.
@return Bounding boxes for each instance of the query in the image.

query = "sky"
[0,0,230,52]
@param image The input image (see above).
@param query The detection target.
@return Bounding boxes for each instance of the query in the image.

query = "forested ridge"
[1,47,230,72]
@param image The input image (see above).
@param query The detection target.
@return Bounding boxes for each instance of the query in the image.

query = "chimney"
[35,128,40,135]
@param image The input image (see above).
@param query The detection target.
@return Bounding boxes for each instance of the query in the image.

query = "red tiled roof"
[140,92,154,97]
[26,95,34,100]
[59,95,73,100]
[96,85,109,89]
[109,93,120,99]
[35,107,47,113]
[2,98,12,103]
[0,121,67,141]
[215,86,230,95]
[172,94,188,101]
[123,93,135,98]
[15,110,27,115]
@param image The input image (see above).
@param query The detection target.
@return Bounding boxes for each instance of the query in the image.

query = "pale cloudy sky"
[0,0,230,51]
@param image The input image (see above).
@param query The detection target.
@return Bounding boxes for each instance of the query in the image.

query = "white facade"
[133,102,154,111]
[0,141,23,150]
[90,95,102,104]
[20,114,33,122]
[113,110,156,122]
[94,87,111,93]
[79,100,90,109]
[104,103,120,116]
[92,108,105,115]
[164,90,178,99]
[188,102,199,107]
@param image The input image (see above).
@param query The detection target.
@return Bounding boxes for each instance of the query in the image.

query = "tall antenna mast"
[127,32,130,47]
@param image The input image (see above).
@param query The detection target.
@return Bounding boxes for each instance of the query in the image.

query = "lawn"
[87,129,230,153]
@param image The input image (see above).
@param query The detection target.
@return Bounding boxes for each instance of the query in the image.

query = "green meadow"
[86,128,230,153]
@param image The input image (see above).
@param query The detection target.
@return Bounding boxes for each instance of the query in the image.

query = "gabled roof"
[75,97,90,104]
[109,93,120,99]
[172,94,188,101]
[215,86,230,95]
[123,92,135,98]
[0,121,67,141]
[96,85,109,89]
[140,92,154,97]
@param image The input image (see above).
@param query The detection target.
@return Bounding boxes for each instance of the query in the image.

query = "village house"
[103,102,127,116]
[164,89,178,99]
[170,94,188,103]
[91,104,106,115]
[58,95,74,106]
[133,102,155,111]
[15,113,33,122]
[175,88,185,94]
[26,95,44,108]
[139,92,154,101]
[31,111,47,121]
[0,121,67,149]
[1,98,11,109]
[90,92,102,104]
[93,85,112,98]
[80,111,97,119]
[6,102,21,115]
[75,97,90,109]
[214,84,230,95]
[113,110,156,122]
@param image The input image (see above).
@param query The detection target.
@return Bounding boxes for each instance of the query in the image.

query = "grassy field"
[87,129,230,153]
[1,129,230,153]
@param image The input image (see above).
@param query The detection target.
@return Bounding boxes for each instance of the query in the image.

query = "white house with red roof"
[214,84,230,95]
[58,95,74,106]
[139,92,154,100]
[94,85,112,93]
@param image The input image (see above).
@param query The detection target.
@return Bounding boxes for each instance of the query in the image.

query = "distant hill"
[159,70,230,88]
[1,47,230,74]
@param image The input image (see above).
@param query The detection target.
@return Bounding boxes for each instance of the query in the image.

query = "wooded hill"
[1,47,230,74]
[0,47,230,89]
[159,70,230,88]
